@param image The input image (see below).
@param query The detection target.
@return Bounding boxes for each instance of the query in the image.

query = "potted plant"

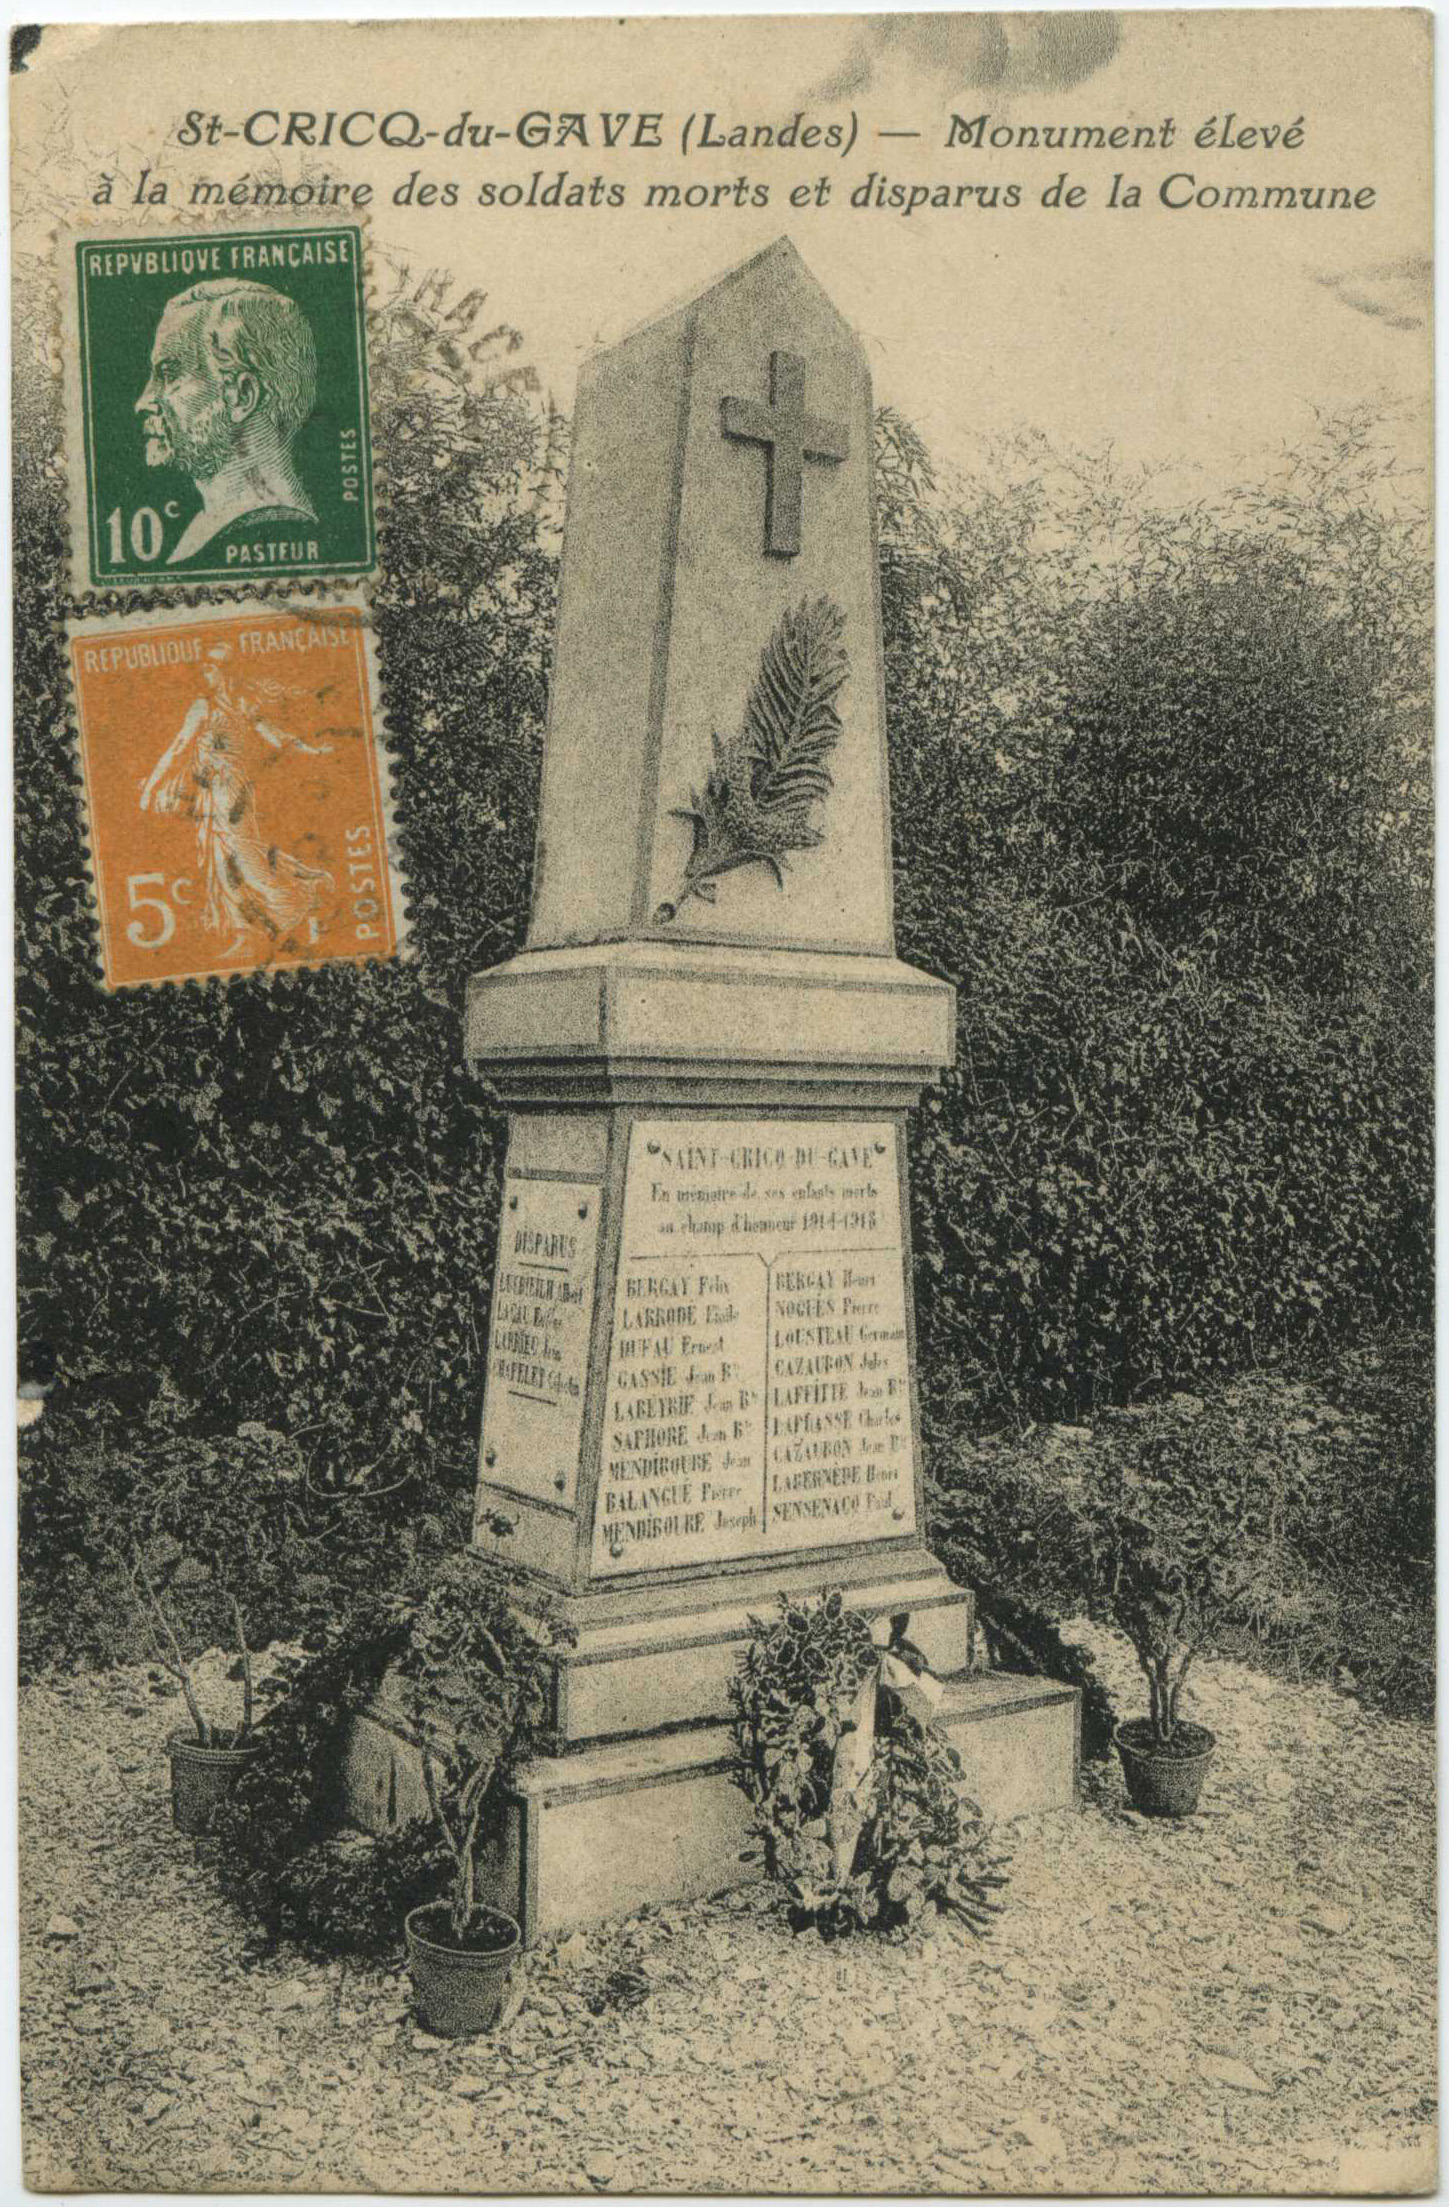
[1073,1396,1313,1816]
[394,1542,560,2037]
[103,1427,307,1833]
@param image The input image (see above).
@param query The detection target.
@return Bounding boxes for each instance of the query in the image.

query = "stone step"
[354,1559,974,1752]
[940,1671,1081,1822]
[340,1666,1079,1945]
[548,1567,974,1746]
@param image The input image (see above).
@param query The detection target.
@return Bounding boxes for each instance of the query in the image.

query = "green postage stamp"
[61,221,375,588]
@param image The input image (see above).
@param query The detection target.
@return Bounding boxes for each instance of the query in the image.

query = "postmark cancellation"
[67,596,406,988]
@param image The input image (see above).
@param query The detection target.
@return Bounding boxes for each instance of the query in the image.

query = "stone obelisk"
[474,237,956,1619]
[348,240,1077,1937]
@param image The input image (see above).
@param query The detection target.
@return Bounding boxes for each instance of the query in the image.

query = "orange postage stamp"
[68,598,403,988]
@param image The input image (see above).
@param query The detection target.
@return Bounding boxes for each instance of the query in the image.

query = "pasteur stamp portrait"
[63,223,375,588]
[68,599,403,988]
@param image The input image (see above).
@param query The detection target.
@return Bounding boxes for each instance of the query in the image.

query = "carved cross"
[721,349,849,559]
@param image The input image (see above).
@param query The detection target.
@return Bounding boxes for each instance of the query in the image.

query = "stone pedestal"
[466,942,953,1577]
[341,239,1077,1935]
[343,1668,1078,1945]
[463,937,967,1698]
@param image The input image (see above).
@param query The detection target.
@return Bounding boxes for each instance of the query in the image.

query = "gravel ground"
[19,1629,1436,2196]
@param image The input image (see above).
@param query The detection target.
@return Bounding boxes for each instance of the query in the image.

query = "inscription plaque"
[591,1118,917,1577]
[477,1175,600,1519]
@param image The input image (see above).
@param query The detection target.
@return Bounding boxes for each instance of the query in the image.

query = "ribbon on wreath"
[825,1614,946,1886]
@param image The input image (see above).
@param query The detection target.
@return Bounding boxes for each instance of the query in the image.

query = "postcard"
[12,10,1434,2197]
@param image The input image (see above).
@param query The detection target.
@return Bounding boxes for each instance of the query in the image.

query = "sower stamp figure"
[139,644,335,960]
[68,598,401,989]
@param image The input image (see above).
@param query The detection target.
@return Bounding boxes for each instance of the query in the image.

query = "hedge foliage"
[17,270,558,1666]
[16,264,1431,1669]
[879,410,1431,1429]
[931,1333,1434,1724]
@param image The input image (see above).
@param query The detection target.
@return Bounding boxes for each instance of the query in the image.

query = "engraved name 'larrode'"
[591,1120,917,1575]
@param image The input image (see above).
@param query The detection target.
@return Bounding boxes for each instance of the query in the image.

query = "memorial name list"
[478,1174,600,1514]
[591,1118,917,1576]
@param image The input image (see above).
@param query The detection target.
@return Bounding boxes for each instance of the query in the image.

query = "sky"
[12,10,1432,498]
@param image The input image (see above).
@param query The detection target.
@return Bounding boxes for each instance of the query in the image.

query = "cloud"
[807,11,1121,103]
[1313,256,1431,333]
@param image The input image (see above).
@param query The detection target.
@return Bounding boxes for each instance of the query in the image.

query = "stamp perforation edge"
[63,588,414,992]
[55,202,384,601]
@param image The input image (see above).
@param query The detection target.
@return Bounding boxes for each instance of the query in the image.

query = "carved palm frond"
[739,595,848,815]
[655,596,850,924]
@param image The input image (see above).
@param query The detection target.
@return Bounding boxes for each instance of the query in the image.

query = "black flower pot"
[405,1903,520,2038]
[1114,1718,1217,1817]
[167,1730,261,1834]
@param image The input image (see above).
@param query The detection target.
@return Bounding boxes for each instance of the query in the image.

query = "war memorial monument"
[345,239,1078,1940]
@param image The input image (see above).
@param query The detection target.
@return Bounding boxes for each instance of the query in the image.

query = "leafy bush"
[19,1385,331,1676]
[1067,1397,1314,1744]
[209,1545,559,1959]
[394,1542,564,1939]
[931,1347,1434,1725]
[107,1425,313,1744]
[882,412,1431,1430]
[729,1592,1008,1939]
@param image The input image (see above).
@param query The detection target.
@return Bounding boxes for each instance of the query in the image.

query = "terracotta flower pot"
[405,1902,520,2038]
[166,1729,261,1834]
[1114,1717,1217,1818]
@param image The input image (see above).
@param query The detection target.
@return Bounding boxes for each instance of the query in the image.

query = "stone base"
[340,1669,1080,1945]
[541,1548,972,1745]
[350,1548,973,1757]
